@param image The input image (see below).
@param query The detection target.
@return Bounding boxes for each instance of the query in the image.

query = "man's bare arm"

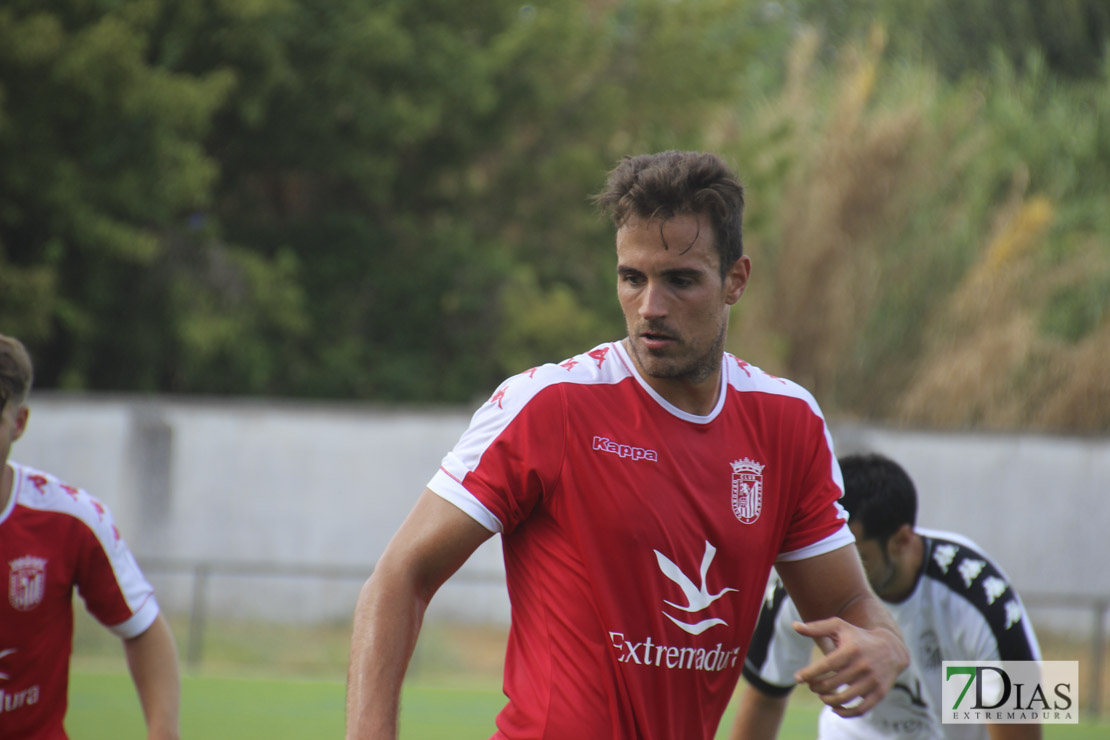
[123,613,181,740]
[729,683,790,740]
[776,545,909,717]
[346,489,493,739]
[988,722,1042,740]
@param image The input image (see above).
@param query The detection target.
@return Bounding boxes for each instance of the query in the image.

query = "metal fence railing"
[1021,591,1109,719]
[140,558,504,668]
[140,559,1108,718]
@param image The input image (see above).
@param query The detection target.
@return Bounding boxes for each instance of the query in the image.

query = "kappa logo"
[654,540,737,635]
[8,557,46,612]
[592,436,658,462]
[731,457,765,524]
[933,543,959,574]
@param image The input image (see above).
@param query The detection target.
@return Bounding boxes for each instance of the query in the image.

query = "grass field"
[65,669,1109,740]
[67,614,1110,738]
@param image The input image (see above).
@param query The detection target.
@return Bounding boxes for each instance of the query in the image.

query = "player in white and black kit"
[732,452,1041,740]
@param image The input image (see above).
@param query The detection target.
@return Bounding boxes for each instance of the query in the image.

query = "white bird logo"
[654,540,737,635]
[0,648,17,680]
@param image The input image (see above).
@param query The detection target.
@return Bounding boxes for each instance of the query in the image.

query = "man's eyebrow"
[661,267,703,279]
[616,266,704,279]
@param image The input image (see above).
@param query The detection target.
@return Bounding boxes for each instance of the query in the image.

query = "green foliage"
[789,0,1110,80]
[0,0,235,388]
[168,0,756,401]
[2,0,1108,429]
[719,18,1110,431]
[1041,273,1110,343]
[0,0,758,400]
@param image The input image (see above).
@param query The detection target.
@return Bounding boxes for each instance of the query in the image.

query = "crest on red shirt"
[8,556,47,612]
[730,458,764,524]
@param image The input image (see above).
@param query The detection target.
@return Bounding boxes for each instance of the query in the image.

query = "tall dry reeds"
[722,27,1110,433]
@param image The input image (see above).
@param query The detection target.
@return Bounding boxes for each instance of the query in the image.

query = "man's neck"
[884,533,926,603]
[0,462,12,513]
[621,339,723,416]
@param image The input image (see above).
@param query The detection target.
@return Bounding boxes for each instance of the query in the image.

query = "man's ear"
[724,255,752,306]
[12,405,29,442]
[887,523,915,557]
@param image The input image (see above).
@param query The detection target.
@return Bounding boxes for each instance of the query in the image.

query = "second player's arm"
[729,683,790,740]
[987,724,1042,740]
[123,613,182,740]
[346,489,493,740]
[775,545,909,717]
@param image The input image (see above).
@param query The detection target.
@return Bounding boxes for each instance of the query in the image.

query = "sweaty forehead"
[616,213,717,262]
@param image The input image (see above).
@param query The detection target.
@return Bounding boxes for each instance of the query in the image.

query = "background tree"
[2,0,1107,430]
[788,0,1109,80]
[2,0,756,401]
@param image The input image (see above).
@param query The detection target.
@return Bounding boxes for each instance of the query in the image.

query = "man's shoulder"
[10,462,115,533]
[722,354,823,408]
[917,528,1039,659]
[918,529,1021,618]
[518,342,629,385]
[918,528,1007,584]
[489,343,633,404]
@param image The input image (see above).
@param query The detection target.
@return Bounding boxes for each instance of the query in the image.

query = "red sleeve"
[71,498,158,637]
[75,527,137,626]
[459,384,567,534]
[778,403,850,558]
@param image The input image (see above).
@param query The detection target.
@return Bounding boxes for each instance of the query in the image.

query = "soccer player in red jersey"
[0,334,180,740]
[346,152,910,739]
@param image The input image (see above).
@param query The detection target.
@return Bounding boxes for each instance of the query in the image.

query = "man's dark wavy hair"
[838,452,918,546]
[592,151,745,278]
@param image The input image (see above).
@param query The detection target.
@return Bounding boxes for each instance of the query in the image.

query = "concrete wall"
[10,394,1109,627]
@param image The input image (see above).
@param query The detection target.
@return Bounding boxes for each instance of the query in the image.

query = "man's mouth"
[639,331,676,351]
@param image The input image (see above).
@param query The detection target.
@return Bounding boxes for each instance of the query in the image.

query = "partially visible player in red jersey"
[0,334,180,740]
[346,151,910,739]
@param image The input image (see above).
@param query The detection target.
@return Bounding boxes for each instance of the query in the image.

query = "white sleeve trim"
[776,523,855,563]
[106,595,161,639]
[428,468,503,533]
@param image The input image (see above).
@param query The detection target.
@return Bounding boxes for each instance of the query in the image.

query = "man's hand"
[792,617,909,717]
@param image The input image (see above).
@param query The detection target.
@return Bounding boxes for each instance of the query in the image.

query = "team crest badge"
[9,556,47,612]
[730,458,765,524]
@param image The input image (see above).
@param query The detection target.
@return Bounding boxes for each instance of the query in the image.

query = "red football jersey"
[429,341,852,739]
[0,462,159,739]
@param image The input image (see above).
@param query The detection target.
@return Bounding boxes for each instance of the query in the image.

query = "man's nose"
[639,280,668,320]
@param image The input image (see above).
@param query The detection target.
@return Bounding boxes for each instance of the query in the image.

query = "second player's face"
[0,402,28,471]
[850,523,898,598]
[616,213,749,391]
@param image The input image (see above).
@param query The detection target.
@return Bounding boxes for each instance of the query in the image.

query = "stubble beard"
[629,319,728,385]
[870,554,900,599]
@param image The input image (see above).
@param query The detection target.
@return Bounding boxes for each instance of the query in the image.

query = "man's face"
[0,401,28,469]
[850,522,898,598]
[616,213,750,387]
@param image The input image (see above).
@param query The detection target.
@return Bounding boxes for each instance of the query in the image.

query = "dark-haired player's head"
[839,452,917,545]
[838,452,919,599]
[593,151,745,279]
